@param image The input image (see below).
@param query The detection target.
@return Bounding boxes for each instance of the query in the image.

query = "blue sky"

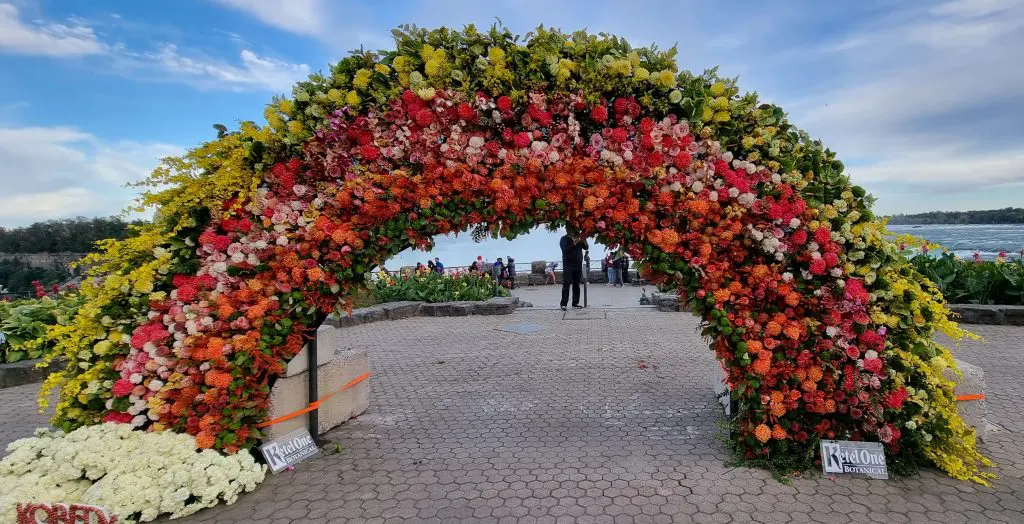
[1,0,1022,230]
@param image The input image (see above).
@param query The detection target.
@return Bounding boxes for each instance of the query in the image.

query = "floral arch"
[41,25,989,481]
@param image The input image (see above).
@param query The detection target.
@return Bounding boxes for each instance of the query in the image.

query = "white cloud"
[141,45,309,92]
[0,126,180,226]
[212,0,325,38]
[0,2,103,56]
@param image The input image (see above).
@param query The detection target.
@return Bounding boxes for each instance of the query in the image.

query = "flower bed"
[21,24,989,485]
[371,271,508,303]
[907,250,1024,306]
[0,292,82,364]
[0,423,264,522]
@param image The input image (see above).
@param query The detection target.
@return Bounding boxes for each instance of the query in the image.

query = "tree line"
[886,207,1024,225]
[0,216,144,253]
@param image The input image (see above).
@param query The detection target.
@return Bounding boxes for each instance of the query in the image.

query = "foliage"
[0,216,144,253]
[0,423,264,522]
[0,257,71,296]
[21,24,990,484]
[888,207,1024,225]
[907,251,1024,305]
[0,292,83,363]
[371,271,508,303]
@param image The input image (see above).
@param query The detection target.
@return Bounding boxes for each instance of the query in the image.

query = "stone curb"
[949,304,1024,326]
[336,296,522,328]
[0,358,64,389]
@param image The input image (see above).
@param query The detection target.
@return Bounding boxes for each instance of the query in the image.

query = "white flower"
[691,181,704,192]
[789,218,801,228]
[865,350,878,360]
[782,272,793,282]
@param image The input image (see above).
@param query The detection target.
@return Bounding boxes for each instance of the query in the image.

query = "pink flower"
[112,379,134,397]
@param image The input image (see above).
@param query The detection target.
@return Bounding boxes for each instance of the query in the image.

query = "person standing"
[620,253,631,284]
[492,257,504,282]
[506,256,517,289]
[604,253,618,286]
[434,257,444,274]
[559,228,588,311]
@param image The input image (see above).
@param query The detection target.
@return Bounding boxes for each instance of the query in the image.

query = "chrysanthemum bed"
[39,25,989,482]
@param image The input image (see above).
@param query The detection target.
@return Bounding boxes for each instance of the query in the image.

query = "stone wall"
[0,252,87,272]
[949,304,1024,326]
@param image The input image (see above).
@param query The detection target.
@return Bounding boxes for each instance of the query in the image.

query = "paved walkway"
[2,309,1023,523]
[513,283,653,309]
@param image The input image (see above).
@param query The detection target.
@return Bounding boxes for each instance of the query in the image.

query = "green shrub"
[0,293,83,363]
[908,252,1024,305]
[371,271,509,304]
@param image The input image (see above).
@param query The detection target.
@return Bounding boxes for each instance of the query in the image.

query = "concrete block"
[0,358,64,389]
[531,261,547,274]
[284,323,337,377]
[265,348,370,441]
[1000,306,1024,326]
[946,359,987,442]
[950,305,1002,325]
[380,301,421,320]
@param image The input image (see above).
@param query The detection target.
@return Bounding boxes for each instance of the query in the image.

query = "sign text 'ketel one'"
[820,440,889,479]
[260,427,319,473]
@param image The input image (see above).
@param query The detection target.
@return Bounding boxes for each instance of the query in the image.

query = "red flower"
[844,278,871,304]
[414,109,435,127]
[814,227,832,245]
[213,236,232,252]
[496,96,512,112]
[673,152,692,169]
[809,258,826,275]
[176,283,198,303]
[638,117,655,134]
[361,145,381,161]
[457,103,476,121]
[527,104,553,127]
[790,229,808,246]
[610,128,629,143]
[513,132,532,148]
[863,358,883,374]
[103,412,134,424]
[845,345,861,360]
[823,252,840,268]
[591,105,608,124]
[883,387,909,409]
[112,379,134,397]
[401,90,419,107]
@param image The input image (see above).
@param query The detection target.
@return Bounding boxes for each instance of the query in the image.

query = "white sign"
[820,440,889,479]
[260,427,319,473]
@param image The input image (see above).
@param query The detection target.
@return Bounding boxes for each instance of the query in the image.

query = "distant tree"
[887,207,1024,225]
[0,216,145,253]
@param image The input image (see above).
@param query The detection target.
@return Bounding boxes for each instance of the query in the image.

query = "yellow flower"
[652,70,676,89]
[345,90,361,107]
[741,136,756,148]
[701,106,714,121]
[374,63,391,74]
[713,110,730,122]
[488,47,506,67]
[627,51,641,66]
[353,68,373,89]
[634,67,650,81]
[392,55,412,72]
[425,59,444,77]
[710,81,726,97]
[287,120,304,136]
[328,88,344,104]
[713,97,729,110]
[416,87,436,100]
[610,59,632,76]
[278,99,294,115]
[94,341,113,355]
[420,43,436,61]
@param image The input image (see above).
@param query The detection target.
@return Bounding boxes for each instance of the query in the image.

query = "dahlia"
[591,105,608,123]
[754,424,772,443]
[883,387,909,410]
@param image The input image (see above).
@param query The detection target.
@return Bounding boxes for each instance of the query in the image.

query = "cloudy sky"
[1,0,1022,229]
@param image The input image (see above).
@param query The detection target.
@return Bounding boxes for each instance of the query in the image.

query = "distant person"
[415,262,426,274]
[604,253,618,286]
[492,257,504,281]
[559,228,588,311]
[427,259,436,273]
[612,254,625,288]
[468,260,480,274]
[506,256,517,289]
[620,253,631,284]
[545,261,558,285]
[434,257,444,274]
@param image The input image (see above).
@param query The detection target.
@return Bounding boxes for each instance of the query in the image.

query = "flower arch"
[41,25,989,481]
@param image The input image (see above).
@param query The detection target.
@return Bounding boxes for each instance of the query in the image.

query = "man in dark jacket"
[559,228,588,311]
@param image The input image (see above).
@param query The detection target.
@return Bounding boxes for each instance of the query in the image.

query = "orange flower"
[785,293,800,307]
[808,366,823,382]
[824,399,837,413]
[746,340,763,353]
[770,403,787,417]
[801,379,817,392]
[765,321,782,337]
[751,265,769,280]
[752,358,771,376]
[783,323,802,340]
[205,370,232,389]
[770,391,784,405]
[754,424,772,443]
[206,338,226,360]
[771,424,788,440]
[196,432,216,449]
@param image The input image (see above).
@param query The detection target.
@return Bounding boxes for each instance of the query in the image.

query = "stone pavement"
[2,309,1023,523]
[513,283,652,309]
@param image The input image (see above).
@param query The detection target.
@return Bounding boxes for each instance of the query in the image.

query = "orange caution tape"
[955,393,985,402]
[257,371,371,428]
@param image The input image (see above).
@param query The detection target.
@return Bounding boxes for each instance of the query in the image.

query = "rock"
[651,292,681,312]
[521,301,533,308]
[353,305,387,324]
[1000,306,1024,326]
[447,301,477,316]
[0,358,64,389]
[478,296,518,315]
[946,359,987,443]
[950,305,1002,325]
[531,260,548,274]
[380,301,421,320]
[265,349,370,440]
[419,303,450,317]
[528,274,547,286]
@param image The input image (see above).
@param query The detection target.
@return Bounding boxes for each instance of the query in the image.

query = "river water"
[887,224,1024,260]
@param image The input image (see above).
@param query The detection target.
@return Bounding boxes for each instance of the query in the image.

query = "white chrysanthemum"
[0,424,266,522]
